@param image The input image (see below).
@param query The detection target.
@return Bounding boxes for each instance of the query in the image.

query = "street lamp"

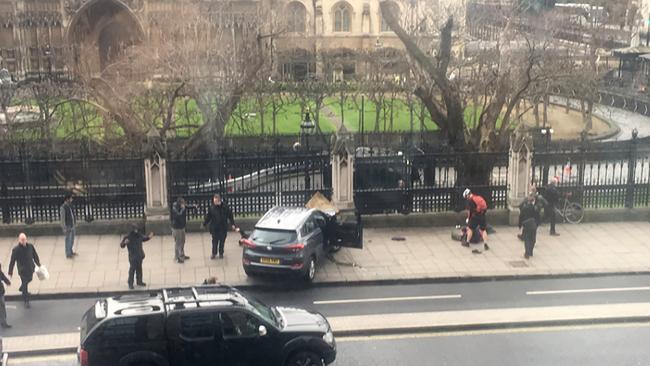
[540,127,554,186]
[300,109,315,193]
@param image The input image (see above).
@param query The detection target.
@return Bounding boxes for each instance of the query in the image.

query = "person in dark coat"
[202,194,236,259]
[171,197,196,263]
[0,264,11,328]
[60,192,77,258]
[120,225,154,290]
[8,233,41,308]
[519,194,541,259]
[544,176,561,236]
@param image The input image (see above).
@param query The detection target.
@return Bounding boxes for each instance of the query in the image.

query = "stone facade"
[0,0,462,80]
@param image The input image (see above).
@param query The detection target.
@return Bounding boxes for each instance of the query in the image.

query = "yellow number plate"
[260,257,280,265]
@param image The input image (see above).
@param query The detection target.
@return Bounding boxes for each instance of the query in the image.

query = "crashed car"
[240,205,362,282]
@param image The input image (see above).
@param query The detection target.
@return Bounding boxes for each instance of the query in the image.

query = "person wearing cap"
[519,193,541,259]
[544,177,561,236]
[463,189,489,254]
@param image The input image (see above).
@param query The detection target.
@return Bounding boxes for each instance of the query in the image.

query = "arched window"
[381,1,400,32]
[333,2,351,32]
[287,2,307,33]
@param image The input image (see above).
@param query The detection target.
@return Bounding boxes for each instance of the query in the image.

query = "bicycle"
[554,192,584,224]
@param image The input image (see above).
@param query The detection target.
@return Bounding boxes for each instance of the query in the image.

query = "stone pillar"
[507,131,533,225]
[331,125,355,211]
[144,153,170,234]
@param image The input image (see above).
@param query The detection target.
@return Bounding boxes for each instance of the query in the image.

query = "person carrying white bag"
[35,265,49,281]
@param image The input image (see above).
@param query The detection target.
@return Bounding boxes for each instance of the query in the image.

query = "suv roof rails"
[162,285,243,309]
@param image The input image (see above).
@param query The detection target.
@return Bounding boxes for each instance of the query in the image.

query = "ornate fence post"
[331,125,355,211]
[143,130,169,233]
[507,130,534,225]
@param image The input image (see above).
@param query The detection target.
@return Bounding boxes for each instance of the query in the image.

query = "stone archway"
[67,0,144,75]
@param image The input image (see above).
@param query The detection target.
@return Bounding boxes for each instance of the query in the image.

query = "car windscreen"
[251,229,297,245]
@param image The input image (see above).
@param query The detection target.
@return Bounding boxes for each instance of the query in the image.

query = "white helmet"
[462,188,471,199]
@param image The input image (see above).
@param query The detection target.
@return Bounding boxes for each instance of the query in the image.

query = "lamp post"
[300,109,315,192]
[540,127,554,185]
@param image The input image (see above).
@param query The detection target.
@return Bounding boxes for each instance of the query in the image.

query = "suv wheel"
[304,257,316,282]
[285,351,324,366]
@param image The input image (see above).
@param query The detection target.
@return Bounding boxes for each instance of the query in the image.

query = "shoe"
[1,323,12,329]
[550,232,560,236]
[176,258,184,263]
[137,282,147,287]
[72,252,79,256]
[183,255,190,260]
[66,255,73,259]
[219,254,224,259]
[24,302,30,309]
[472,249,482,254]
[211,254,217,260]
[461,242,469,247]
[128,284,134,290]
[484,243,490,250]
[524,254,530,259]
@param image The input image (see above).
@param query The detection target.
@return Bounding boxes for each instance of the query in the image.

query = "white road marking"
[527,286,650,296]
[314,294,461,305]
[337,321,650,342]
[6,305,16,309]
[7,353,76,364]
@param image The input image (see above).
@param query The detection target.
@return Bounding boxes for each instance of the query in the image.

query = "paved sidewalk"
[0,222,648,296]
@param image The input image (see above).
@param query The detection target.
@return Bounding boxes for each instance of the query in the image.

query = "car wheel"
[285,351,324,366]
[304,257,316,283]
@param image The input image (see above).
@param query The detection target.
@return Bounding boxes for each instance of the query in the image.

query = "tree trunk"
[543,94,549,127]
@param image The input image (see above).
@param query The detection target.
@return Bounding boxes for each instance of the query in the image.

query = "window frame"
[333,2,352,32]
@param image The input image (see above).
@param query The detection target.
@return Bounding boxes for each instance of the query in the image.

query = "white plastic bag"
[35,265,49,281]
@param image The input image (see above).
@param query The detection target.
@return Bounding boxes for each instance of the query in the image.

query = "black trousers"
[128,258,144,286]
[212,232,227,256]
[19,273,32,303]
[523,224,538,257]
[546,204,557,233]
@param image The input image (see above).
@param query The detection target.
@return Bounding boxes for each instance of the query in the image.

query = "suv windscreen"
[251,229,297,245]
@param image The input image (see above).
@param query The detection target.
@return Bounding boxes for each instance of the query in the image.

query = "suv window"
[251,229,297,245]
[220,311,261,339]
[87,314,164,345]
[180,312,216,339]
[301,217,317,237]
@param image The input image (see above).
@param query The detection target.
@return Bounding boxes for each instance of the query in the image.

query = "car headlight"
[323,330,334,346]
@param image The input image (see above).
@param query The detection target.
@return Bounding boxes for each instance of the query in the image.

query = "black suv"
[241,207,363,282]
[78,285,336,366]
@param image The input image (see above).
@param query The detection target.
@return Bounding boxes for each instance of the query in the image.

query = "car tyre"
[285,351,324,366]
[304,257,316,283]
[244,266,256,277]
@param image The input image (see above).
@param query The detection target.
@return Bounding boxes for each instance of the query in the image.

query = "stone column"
[331,125,355,211]
[507,131,533,225]
[144,153,170,234]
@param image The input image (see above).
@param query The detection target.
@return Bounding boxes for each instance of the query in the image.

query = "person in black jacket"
[120,225,154,290]
[544,177,561,236]
[202,194,236,259]
[0,264,11,328]
[8,233,41,308]
[171,197,196,263]
[519,194,541,259]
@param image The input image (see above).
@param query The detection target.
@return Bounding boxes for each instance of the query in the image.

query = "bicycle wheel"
[564,202,584,224]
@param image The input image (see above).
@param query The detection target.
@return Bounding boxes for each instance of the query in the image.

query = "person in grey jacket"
[0,264,11,328]
[171,197,196,263]
[60,192,77,258]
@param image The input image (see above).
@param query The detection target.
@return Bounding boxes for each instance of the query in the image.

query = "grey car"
[241,206,363,282]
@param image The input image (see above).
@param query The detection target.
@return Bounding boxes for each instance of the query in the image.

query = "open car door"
[334,211,363,249]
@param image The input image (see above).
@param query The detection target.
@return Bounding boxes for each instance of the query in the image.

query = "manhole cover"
[508,260,529,268]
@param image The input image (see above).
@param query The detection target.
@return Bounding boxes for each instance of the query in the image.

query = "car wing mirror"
[258,325,267,337]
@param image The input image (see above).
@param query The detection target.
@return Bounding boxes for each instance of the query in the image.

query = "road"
[3,274,650,337]
[9,322,650,365]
